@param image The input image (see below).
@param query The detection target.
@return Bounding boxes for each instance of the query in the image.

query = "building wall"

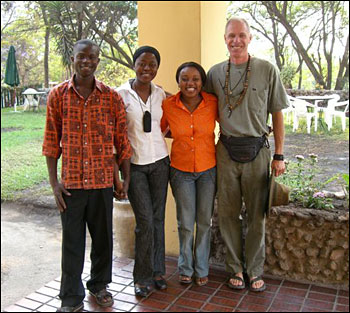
[138,1,227,256]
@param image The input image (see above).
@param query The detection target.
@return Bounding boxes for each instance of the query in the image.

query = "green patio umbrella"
[4,45,20,111]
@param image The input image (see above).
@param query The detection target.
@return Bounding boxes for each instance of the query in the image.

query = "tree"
[229,1,349,90]
[262,1,349,90]
[39,2,50,88]
[41,1,137,75]
[1,1,16,35]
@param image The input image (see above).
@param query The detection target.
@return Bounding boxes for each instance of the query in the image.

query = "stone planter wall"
[286,89,349,101]
[210,203,349,287]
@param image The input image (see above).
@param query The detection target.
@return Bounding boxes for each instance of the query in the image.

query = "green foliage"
[96,58,134,88]
[280,65,296,89]
[41,1,137,70]
[341,173,349,206]
[0,108,56,200]
[277,154,337,209]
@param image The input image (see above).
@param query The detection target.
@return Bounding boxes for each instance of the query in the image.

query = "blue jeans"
[128,156,170,285]
[170,166,216,278]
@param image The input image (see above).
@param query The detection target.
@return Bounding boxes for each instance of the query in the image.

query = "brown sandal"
[89,288,114,307]
[195,276,208,286]
[179,275,192,284]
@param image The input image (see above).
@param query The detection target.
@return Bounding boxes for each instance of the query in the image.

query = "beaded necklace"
[225,54,251,117]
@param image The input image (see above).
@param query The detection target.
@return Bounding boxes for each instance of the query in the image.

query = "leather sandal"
[89,288,114,307]
[195,276,208,286]
[154,276,167,290]
[134,284,152,297]
[227,275,245,290]
[179,275,192,284]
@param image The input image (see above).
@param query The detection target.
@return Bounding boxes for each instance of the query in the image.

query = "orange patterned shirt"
[161,91,218,173]
[42,76,132,189]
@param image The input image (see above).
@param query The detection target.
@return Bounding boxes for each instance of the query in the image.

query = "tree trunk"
[335,35,349,90]
[264,2,326,89]
[40,3,50,89]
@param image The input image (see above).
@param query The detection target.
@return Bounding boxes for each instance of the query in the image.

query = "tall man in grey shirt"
[205,17,288,291]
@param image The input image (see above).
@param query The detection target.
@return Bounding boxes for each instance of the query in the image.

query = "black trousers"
[59,188,113,306]
[128,156,170,285]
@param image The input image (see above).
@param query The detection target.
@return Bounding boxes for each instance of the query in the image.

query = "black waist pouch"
[220,134,267,163]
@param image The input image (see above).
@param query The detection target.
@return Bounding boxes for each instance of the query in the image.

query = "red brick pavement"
[4,256,349,312]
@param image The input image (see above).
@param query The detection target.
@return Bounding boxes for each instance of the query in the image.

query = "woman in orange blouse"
[161,62,218,286]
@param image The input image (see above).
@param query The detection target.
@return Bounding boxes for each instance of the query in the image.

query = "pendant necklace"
[133,81,152,133]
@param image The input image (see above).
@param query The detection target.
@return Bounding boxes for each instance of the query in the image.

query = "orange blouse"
[161,91,218,173]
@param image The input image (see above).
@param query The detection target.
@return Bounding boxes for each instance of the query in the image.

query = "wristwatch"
[273,154,284,161]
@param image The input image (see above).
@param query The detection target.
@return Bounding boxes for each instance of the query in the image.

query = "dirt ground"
[271,132,349,192]
[1,132,349,310]
[1,202,61,310]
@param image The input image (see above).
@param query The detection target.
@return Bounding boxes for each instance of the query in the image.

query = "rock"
[295,262,304,273]
[334,191,346,199]
[291,248,305,258]
[322,190,335,198]
[273,240,285,250]
[292,219,304,227]
[275,250,288,260]
[306,247,320,257]
[330,261,337,271]
[279,260,290,271]
[320,247,331,258]
[279,216,289,224]
[322,269,332,277]
[330,249,344,261]
[304,234,313,243]
[316,218,325,227]
[296,229,304,240]
[284,227,295,235]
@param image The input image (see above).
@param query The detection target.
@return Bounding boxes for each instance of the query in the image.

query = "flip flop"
[179,275,193,284]
[227,275,245,290]
[249,276,266,292]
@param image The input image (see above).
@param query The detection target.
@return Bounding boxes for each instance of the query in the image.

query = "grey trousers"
[216,140,270,278]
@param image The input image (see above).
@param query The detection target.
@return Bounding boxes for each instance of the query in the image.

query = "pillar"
[138,1,227,256]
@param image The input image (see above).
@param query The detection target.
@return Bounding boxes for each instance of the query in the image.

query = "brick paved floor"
[4,256,349,312]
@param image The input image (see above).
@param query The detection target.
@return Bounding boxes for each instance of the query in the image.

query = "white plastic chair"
[324,99,349,131]
[289,96,318,134]
[283,96,295,124]
[22,88,39,111]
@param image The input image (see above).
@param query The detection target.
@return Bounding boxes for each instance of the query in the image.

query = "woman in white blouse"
[117,46,169,297]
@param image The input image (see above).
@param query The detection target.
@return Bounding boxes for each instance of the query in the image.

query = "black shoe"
[154,278,167,290]
[56,302,84,312]
[134,284,151,297]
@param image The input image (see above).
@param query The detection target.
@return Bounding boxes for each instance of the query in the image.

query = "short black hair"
[73,39,100,54]
[175,62,207,85]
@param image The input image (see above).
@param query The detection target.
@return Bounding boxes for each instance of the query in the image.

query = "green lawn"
[1,107,52,200]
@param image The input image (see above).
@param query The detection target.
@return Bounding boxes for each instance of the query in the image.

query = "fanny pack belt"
[220,134,268,163]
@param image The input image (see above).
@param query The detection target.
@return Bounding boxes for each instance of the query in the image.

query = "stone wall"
[209,203,349,287]
[286,89,349,101]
